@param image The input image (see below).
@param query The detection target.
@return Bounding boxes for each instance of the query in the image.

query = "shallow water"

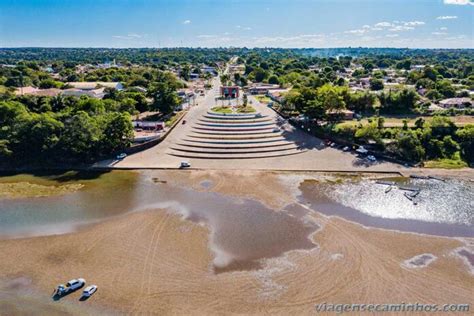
[402,254,437,268]
[1,171,473,271]
[0,171,140,238]
[299,177,474,237]
[0,171,319,273]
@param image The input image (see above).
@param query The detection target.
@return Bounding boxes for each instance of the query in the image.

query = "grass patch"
[255,95,271,104]
[165,111,184,127]
[0,171,137,199]
[211,106,233,114]
[424,159,468,169]
[236,105,256,113]
[0,182,84,200]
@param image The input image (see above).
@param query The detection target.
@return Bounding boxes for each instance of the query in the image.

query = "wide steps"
[188,133,283,140]
[199,118,273,124]
[191,129,281,135]
[203,114,268,120]
[195,122,274,128]
[167,108,306,160]
[175,140,297,150]
[167,148,306,160]
[170,143,300,154]
[182,138,289,145]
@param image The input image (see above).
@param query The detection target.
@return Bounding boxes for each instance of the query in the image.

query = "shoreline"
[1,164,473,181]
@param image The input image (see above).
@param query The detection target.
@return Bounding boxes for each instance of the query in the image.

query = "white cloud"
[443,0,473,5]
[183,20,191,24]
[403,21,425,26]
[374,22,393,27]
[440,27,448,31]
[345,29,367,35]
[432,32,448,36]
[436,15,458,20]
[389,25,415,32]
[386,34,399,38]
[344,20,423,37]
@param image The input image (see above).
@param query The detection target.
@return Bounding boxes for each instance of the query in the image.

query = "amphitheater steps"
[182,138,289,145]
[187,134,284,140]
[167,110,305,160]
[198,118,273,124]
[203,114,268,120]
[167,148,306,160]
[195,122,275,128]
[174,141,299,150]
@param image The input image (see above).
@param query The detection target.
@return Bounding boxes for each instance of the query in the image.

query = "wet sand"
[0,170,473,315]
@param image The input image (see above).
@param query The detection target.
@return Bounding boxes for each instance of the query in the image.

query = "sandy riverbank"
[0,170,472,315]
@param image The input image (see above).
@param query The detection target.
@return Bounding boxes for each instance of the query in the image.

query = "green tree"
[396,131,425,162]
[100,112,133,154]
[456,125,474,163]
[441,135,459,159]
[355,122,382,145]
[369,78,384,91]
[268,75,280,85]
[150,82,180,114]
[220,74,230,86]
[59,111,101,159]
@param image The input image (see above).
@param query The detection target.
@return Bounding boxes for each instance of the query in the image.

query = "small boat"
[409,190,420,198]
[398,186,420,192]
[428,176,446,182]
[385,186,393,193]
[404,192,419,205]
[404,192,414,201]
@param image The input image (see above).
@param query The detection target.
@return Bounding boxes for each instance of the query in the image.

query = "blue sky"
[1,0,473,48]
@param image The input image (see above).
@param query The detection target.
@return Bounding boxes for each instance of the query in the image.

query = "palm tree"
[220,74,230,86]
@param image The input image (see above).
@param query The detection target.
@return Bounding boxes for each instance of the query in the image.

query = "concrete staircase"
[167,110,306,159]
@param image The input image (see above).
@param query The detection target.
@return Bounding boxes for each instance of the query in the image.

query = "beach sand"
[0,170,472,315]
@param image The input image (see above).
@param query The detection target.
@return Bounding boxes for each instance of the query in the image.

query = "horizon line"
[1,46,473,50]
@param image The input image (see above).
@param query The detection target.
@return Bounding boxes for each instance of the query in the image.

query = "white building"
[439,98,473,109]
[62,88,106,99]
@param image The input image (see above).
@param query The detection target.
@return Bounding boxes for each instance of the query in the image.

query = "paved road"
[99,74,409,174]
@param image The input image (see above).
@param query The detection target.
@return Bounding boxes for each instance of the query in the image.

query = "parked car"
[342,146,350,152]
[82,285,98,298]
[116,153,127,160]
[367,155,377,162]
[66,278,86,290]
[180,161,191,168]
[55,278,86,296]
[355,146,368,155]
[272,128,281,133]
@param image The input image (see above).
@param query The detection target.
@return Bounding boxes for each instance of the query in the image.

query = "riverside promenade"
[97,78,410,174]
